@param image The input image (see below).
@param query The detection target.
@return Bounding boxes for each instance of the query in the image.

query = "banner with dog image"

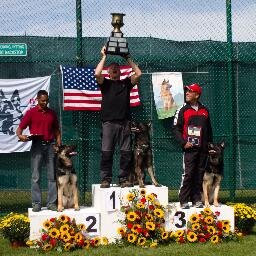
[0,76,51,153]
[152,72,184,119]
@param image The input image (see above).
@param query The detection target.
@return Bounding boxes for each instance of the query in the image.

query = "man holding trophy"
[95,13,142,188]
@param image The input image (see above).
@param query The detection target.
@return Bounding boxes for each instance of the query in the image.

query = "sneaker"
[100,180,110,188]
[194,201,204,208]
[32,204,41,212]
[181,203,190,209]
[47,204,57,211]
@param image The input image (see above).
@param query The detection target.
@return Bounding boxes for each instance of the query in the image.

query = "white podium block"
[92,184,169,212]
[167,202,235,232]
[29,207,100,240]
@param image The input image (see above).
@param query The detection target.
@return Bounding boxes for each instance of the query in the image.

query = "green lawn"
[1,233,256,256]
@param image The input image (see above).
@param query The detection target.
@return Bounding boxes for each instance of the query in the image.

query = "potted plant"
[0,212,30,247]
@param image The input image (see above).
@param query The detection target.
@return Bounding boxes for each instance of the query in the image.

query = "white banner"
[0,76,51,153]
[152,72,184,119]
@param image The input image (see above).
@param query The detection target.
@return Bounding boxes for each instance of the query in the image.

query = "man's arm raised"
[95,46,107,85]
[125,55,142,85]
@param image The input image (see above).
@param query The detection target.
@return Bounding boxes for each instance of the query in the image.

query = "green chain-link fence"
[1,0,256,214]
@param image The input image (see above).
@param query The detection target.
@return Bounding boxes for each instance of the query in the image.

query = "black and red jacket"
[173,102,213,151]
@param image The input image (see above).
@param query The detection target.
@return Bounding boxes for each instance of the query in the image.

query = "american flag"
[61,65,140,111]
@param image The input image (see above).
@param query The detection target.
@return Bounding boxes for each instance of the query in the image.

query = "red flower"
[215,211,220,216]
[140,197,146,203]
[218,231,222,236]
[42,233,49,241]
[78,239,84,246]
[199,237,206,243]
[217,221,223,229]
[50,238,57,246]
[137,227,143,233]
[205,233,211,239]
[179,236,185,243]
[90,239,95,246]
[149,205,155,210]
[203,225,208,231]
[50,218,55,222]
[127,223,133,229]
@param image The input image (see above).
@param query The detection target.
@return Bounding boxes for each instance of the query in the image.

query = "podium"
[29,184,234,241]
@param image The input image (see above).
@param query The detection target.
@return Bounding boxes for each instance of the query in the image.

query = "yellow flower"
[127,193,135,201]
[146,221,155,231]
[175,230,184,237]
[153,200,161,207]
[26,240,34,247]
[146,194,155,202]
[161,231,169,240]
[211,235,219,244]
[127,233,137,243]
[222,220,230,226]
[189,213,199,223]
[74,232,84,243]
[187,231,198,242]
[137,237,146,246]
[93,237,101,246]
[192,223,200,231]
[154,208,164,218]
[61,232,71,243]
[222,224,231,233]
[207,225,216,234]
[131,224,141,234]
[78,223,86,230]
[145,214,154,221]
[59,215,69,223]
[140,189,146,196]
[127,212,137,222]
[117,227,126,235]
[64,242,72,251]
[48,228,60,239]
[42,220,52,230]
[205,216,214,225]
[150,241,158,248]
[60,224,69,233]
[204,207,212,215]
[136,202,145,209]
[101,237,109,245]
[42,243,52,251]
[83,239,90,249]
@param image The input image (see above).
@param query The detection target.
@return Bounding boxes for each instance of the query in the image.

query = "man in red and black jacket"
[173,83,212,209]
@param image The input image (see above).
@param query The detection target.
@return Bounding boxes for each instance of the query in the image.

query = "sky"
[1,0,256,42]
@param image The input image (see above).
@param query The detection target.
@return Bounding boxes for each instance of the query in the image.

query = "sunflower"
[189,213,200,223]
[92,237,101,246]
[175,230,184,237]
[204,216,214,225]
[210,235,219,244]
[146,194,155,202]
[150,241,158,248]
[137,237,146,246]
[131,224,141,234]
[48,228,60,239]
[64,242,72,251]
[83,239,90,249]
[187,231,198,242]
[153,200,161,207]
[136,202,145,209]
[207,225,216,234]
[78,223,86,230]
[101,237,109,245]
[222,220,230,226]
[222,224,231,233]
[140,189,146,196]
[61,232,71,243]
[60,224,69,233]
[42,243,52,251]
[145,214,154,221]
[127,211,137,222]
[204,207,212,215]
[161,231,169,240]
[126,193,135,201]
[153,208,164,218]
[192,223,200,231]
[42,220,52,230]
[146,221,155,231]
[59,215,69,223]
[117,227,126,235]
[74,232,84,243]
[127,233,137,243]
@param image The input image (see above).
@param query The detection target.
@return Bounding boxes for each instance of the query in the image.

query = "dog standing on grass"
[130,121,161,188]
[55,145,79,212]
[202,142,225,207]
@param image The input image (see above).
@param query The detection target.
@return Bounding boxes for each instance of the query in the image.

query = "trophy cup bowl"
[106,13,129,55]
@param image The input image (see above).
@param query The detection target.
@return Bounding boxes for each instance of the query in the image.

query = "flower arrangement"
[228,203,256,234]
[27,214,108,252]
[117,189,169,248]
[0,212,30,244]
[170,207,241,244]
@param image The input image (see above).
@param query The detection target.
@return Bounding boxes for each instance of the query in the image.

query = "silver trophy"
[106,13,129,55]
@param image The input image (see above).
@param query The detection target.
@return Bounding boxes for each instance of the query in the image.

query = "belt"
[41,140,54,145]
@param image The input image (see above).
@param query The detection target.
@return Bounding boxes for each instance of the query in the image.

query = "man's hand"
[184,142,193,149]
[18,135,29,142]
[101,46,107,57]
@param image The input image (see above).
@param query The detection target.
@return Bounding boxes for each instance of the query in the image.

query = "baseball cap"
[185,83,202,95]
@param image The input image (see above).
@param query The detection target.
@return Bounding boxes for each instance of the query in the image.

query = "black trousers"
[179,150,207,205]
[100,120,132,183]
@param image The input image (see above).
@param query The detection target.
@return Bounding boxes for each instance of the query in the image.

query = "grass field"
[1,232,256,256]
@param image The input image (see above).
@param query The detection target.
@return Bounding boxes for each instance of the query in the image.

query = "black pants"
[100,120,132,183]
[179,150,207,205]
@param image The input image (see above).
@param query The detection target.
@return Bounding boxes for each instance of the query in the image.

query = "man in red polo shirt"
[16,90,61,212]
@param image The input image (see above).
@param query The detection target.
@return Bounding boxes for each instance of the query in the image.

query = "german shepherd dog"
[55,145,79,212]
[202,142,225,207]
[130,122,160,188]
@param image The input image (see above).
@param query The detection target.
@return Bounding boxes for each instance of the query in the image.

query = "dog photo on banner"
[152,72,184,119]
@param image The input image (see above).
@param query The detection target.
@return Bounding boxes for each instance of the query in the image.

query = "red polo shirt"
[19,105,59,141]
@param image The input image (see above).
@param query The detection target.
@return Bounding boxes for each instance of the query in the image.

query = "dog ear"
[220,141,225,148]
